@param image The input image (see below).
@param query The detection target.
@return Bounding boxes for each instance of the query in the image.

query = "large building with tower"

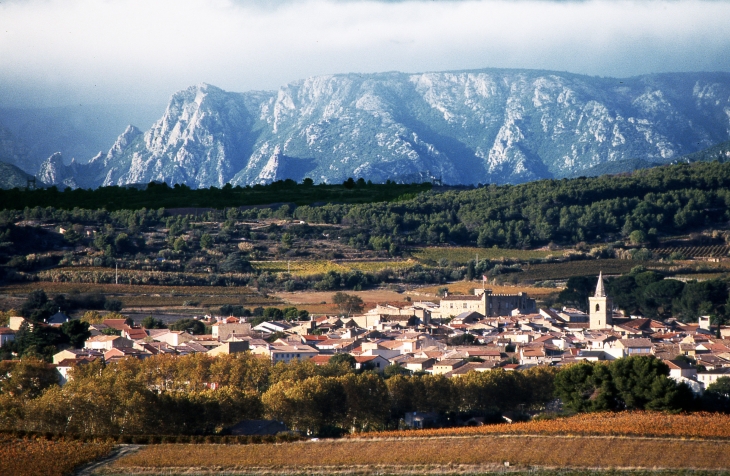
[438,288,536,319]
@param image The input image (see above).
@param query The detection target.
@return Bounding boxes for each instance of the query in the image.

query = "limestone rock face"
[46,69,730,188]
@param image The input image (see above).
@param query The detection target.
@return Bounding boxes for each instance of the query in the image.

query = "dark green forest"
[2,161,730,250]
[0,178,432,211]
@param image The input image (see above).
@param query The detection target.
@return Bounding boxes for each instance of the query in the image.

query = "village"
[1,272,725,397]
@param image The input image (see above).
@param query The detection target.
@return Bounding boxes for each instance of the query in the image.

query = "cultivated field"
[104,435,730,475]
[252,259,417,276]
[412,246,558,264]
[98,412,730,475]
[0,435,113,476]
[354,411,730,440]
[518,259,666,281]
[415,281,561,297]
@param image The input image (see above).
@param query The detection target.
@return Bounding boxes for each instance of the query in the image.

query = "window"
[596,304,600,312]
[463,303,467,308]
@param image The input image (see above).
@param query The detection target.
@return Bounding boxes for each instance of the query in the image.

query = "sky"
[1,0,730,108]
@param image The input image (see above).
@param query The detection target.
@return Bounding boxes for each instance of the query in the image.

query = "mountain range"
[3,68,730,189]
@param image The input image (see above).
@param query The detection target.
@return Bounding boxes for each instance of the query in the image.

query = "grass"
[412,247,558,264]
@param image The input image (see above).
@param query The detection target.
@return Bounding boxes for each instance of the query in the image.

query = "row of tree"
[0,354,715,437]
[558,270,730,324]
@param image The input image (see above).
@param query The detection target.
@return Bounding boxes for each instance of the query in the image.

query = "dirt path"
[74,444,142,476]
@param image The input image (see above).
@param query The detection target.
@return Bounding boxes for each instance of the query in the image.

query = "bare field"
[103,435,730,474]
[275,289,414,305]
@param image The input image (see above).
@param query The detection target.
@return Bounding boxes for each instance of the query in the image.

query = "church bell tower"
[589,271,612,330]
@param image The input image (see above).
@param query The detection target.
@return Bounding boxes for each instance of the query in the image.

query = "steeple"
[589,270,612,330]
[594,271,606,297]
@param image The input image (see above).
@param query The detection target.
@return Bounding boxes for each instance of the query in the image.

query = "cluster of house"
[1,274,728,393]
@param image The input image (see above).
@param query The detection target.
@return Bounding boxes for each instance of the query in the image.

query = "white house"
[0,327,15,347]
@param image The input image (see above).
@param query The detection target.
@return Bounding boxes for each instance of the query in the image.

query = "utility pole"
[115,262,118,285]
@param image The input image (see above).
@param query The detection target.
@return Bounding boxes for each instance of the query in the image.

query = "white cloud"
[1,0,729,106]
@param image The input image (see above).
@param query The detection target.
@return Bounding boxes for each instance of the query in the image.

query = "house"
[207,341,249,356]
[53,348,104,364]
[46,312,71,326]
[103,347,152,363]
[401,357,435,373]
[432,359,466,375]
[56,357,96,385]
[698,367,730,388]
[122,325,148,341]
[84,335,133,351]
[451,311,483,326]
[212,322,252,339]
[0,327,15,347]
[103,319,129,332]
[8,315,28,331]
[404,412,439,429]
[353,355,390,372]
[439,289,536,319]
[667,359,698,380]
[252,321,292,335]
[153,330,194,346]
[614,338,654,356]
[250,344,319,363]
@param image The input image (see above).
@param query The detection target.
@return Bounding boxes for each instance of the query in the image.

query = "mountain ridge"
[30,68,730,188]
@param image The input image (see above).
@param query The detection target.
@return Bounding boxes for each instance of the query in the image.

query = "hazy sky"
[1,0,729,108]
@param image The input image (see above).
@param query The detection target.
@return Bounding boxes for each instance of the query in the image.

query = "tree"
[280,233,293,249]
[199,233,213,249]
[104,299,123,312]
[702,376,730,412]
[168,318,205,335]
[329,353,356,369]
[80,310,104,325]
[60,320,90,348]
[639,279,685,319]
[383,363,410,379]
[606,275,639,315]
[141,316,167,329]
[219,252,252,273]
[557,276,597,311]
[173,236,187,251]
[674,279,729,323]
[332,292,364,316]
[629,230,647,245]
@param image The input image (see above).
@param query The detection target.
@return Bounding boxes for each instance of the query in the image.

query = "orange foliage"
[0,435,113,476]
[354,411,730,440]
[112,436,730,471]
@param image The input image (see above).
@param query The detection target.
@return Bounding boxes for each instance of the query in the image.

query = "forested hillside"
[2,161,730,249]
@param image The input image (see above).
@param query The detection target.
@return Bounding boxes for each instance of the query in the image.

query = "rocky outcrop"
[43,69,730,188]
